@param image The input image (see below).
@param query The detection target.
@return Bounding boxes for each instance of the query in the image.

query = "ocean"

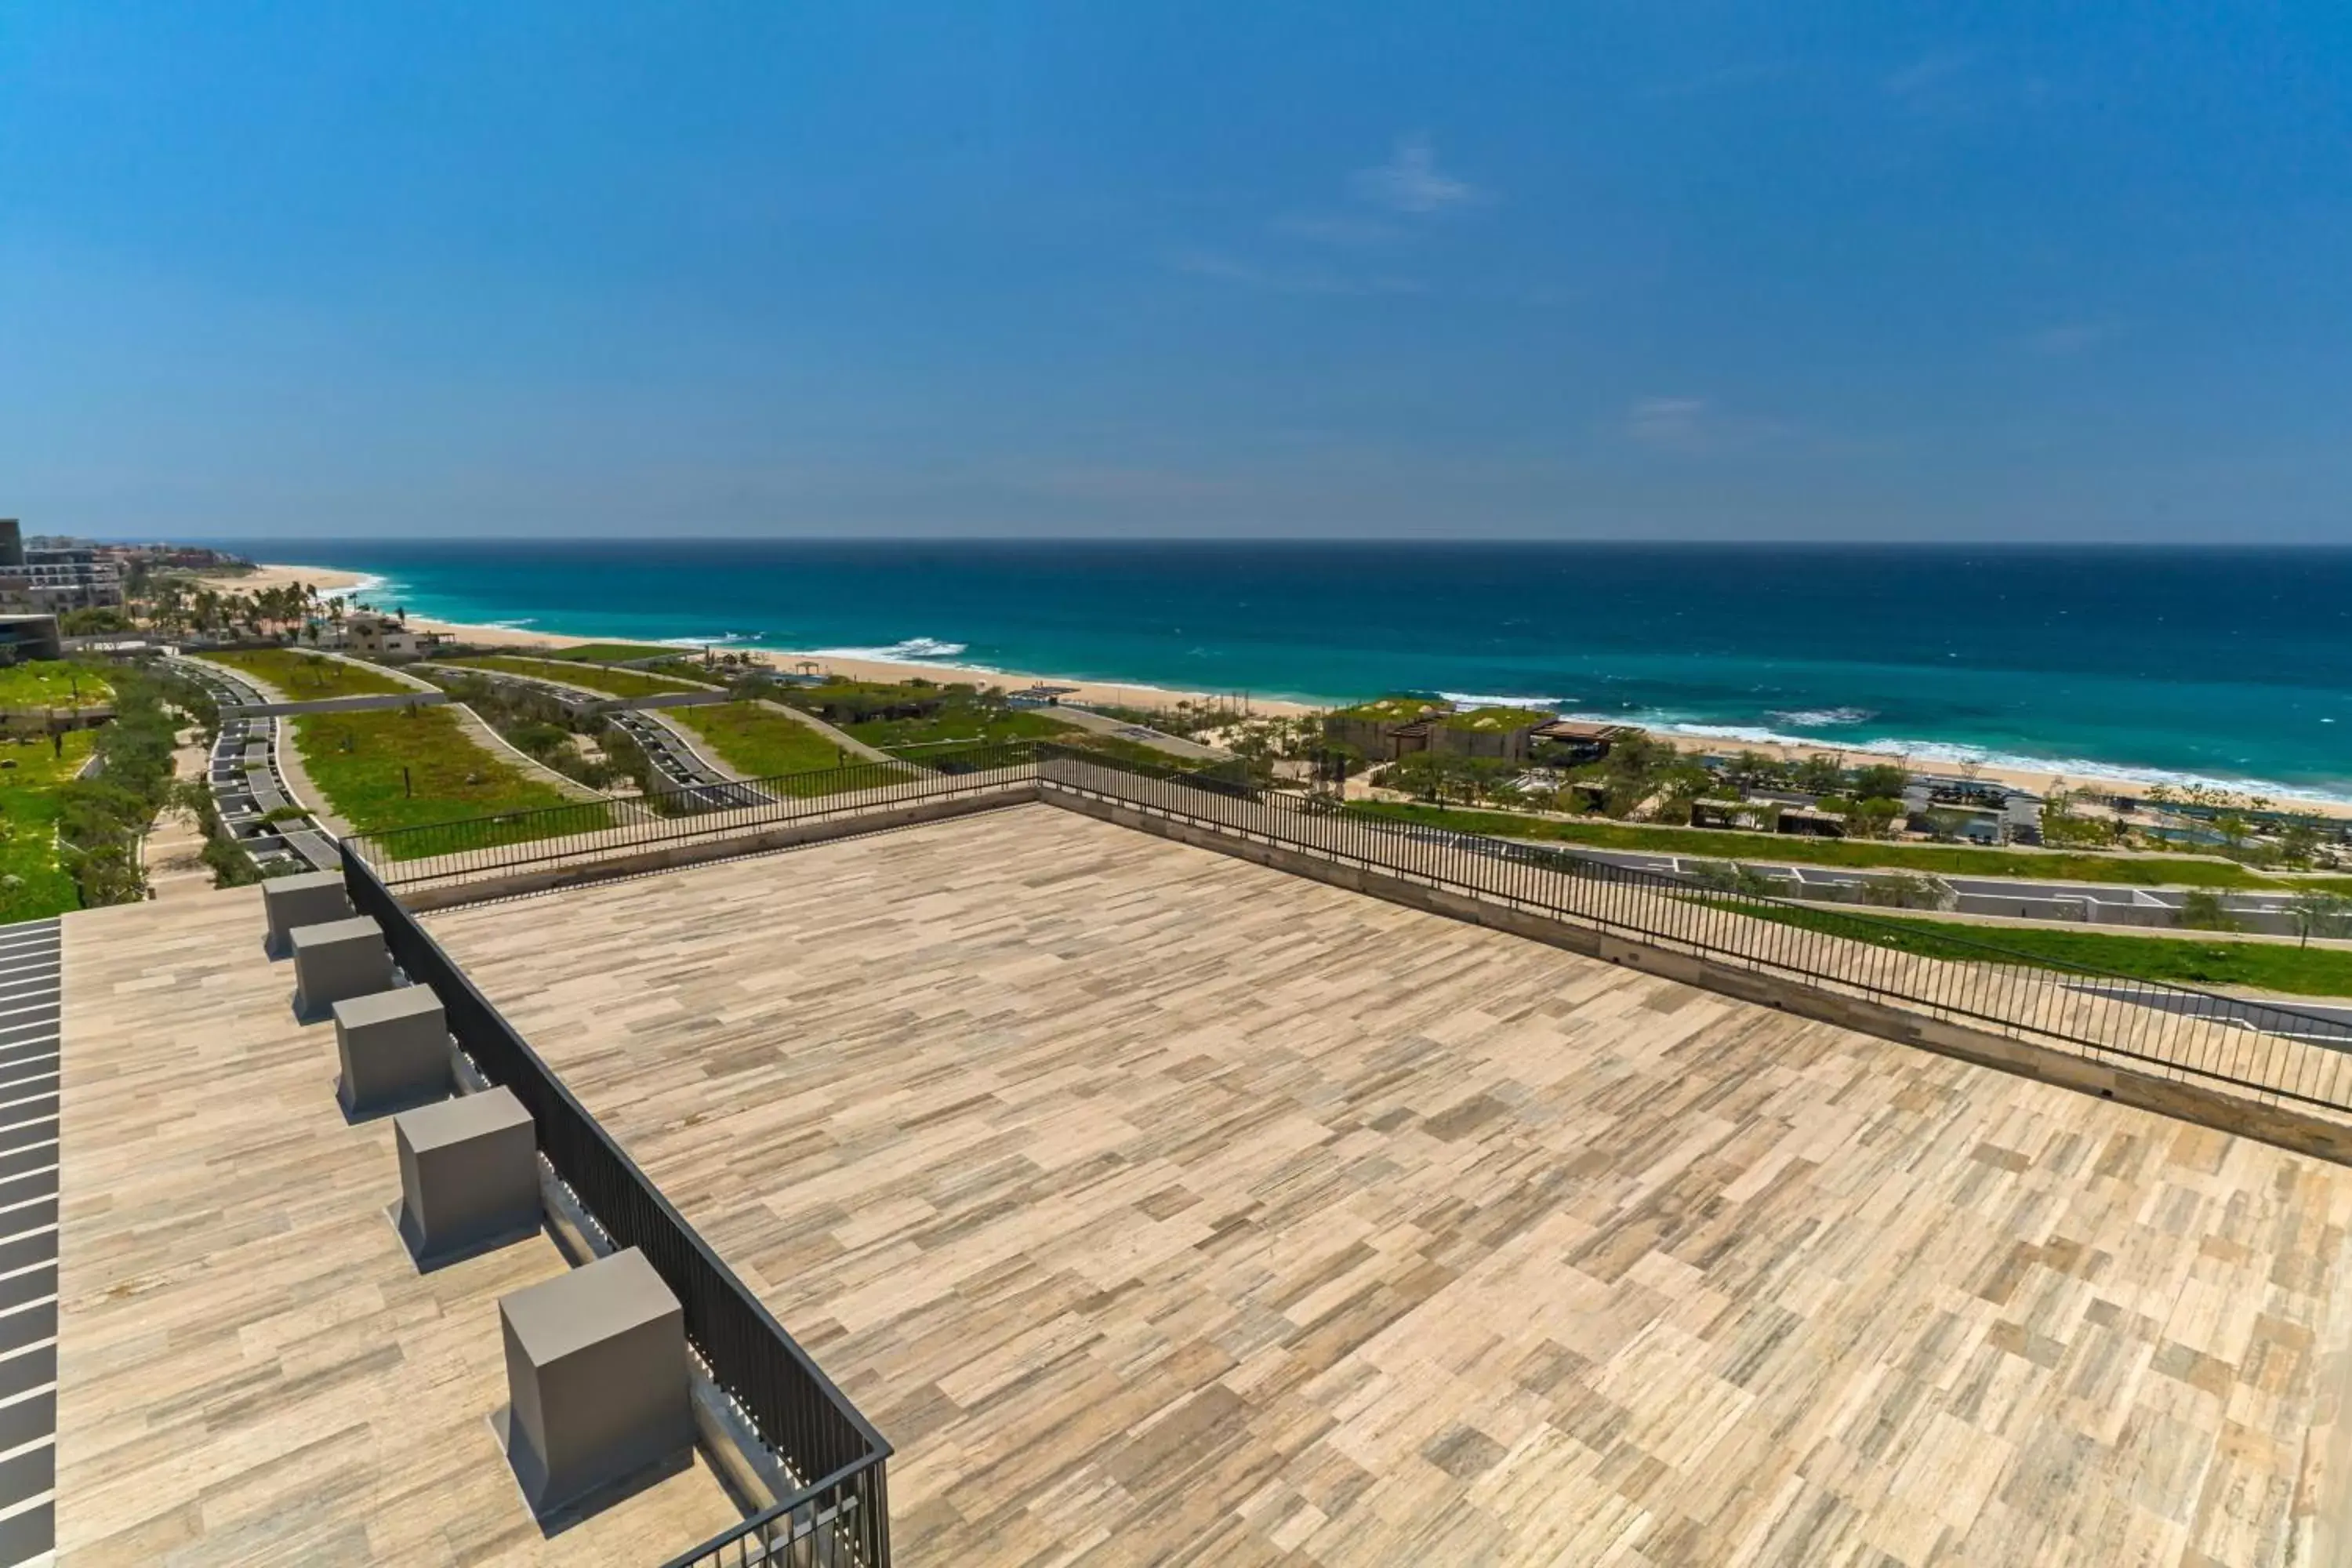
[209,540,2352,803]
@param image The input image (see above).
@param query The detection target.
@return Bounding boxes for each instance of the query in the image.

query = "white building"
[343,612,419,656]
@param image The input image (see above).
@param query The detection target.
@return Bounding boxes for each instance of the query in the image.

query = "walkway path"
[1047,702,1223,761]
[139,728,214,902]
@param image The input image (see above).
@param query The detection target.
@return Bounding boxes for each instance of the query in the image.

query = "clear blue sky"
[5,2,2350,541]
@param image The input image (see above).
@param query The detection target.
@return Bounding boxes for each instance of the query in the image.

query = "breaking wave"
[802,637,972,662]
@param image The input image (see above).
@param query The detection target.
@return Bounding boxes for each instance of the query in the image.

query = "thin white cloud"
[1167,249,1424,297]
[2018,321,2118,357]
[1626,397,1712,451]
[1271,211,1400,247]
[1350,135,1485,215]
[1623,397,1784,454]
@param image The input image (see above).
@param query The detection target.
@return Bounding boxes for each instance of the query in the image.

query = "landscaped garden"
[0,661,111,713]
[0,729,97,920]
[196,648,413,697]
[771,678,1082,752]
[290,704,600,846]
[1346,800,2303,891]
[541,642,688,663]
[1720,897,2352,998]
[451,654,709,700]
[666,702,856,780]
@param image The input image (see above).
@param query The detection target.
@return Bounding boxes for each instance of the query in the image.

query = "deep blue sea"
[209,541,2352,802]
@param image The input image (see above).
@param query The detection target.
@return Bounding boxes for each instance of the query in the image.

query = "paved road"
[1048,706,1224,761]
[0,920,60,1565]
[607,710,772,810]
[2061,982,2352,1047]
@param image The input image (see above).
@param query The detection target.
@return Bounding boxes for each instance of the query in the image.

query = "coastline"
[254,561,2352,821]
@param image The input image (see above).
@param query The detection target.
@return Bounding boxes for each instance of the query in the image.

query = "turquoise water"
[212,541,2352,801]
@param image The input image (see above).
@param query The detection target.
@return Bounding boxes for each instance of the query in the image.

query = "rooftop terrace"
[408,803,2352,1565]
[56,891,743,1563]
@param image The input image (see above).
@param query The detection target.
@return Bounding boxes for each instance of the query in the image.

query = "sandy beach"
[252,561,2352,820]
[247,562,374,596]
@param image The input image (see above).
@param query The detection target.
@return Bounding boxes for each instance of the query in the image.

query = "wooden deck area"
[55,889,746,1566]
[426,804,2352,1566]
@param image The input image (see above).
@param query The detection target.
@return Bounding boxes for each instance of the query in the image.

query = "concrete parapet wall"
[1042,787,2352,1167]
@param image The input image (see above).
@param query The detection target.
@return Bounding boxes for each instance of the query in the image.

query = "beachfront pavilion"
[39,767,2352,1564]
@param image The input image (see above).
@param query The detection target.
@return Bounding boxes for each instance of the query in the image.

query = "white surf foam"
[1435,691,1573,713]
[804,637,973,663]
[1581,710,2352,806]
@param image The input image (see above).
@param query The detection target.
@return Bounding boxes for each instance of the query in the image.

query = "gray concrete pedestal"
[263,870,350,959]
[333,986,450,1117]
[393,1087,539,1267]
[290,916,393,1022]
[495,1248,691,1516]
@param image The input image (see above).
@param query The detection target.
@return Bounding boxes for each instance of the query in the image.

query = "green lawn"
[455,655,707,699]
[544,642,688,663]
[1346,800,2290,890]
[1722,898,2352,1000]
[848,706,1080,752]
[1054,732,1196,770]
[664,702,880,793]
[0,729,96,921]
[0,662,111,713]
[198,648,412,698]
[291,705,601,852]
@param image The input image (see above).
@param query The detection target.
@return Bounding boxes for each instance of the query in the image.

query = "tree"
[2178,889,2239,932]
[1853,763,1909,800]
[2289,893,2352,947]
[1848,797,1903,839]
[1918,808,1973,843]
[1792,753,1843,795]
[1861,873,1944,910]
[1686,861,1779,899]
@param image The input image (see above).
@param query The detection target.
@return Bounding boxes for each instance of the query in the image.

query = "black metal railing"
[347,739,1039,888]
[659,1465,884,1568]
[1032,746,2352,1114]
[340,848,891,1566]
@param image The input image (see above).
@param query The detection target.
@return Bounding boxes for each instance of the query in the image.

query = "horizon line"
[175,534,2352,550]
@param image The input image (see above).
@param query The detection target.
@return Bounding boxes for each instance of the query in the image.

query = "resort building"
[1324,696,1552,764]
[344,611,423,656]
[33,745,2352,1565]
[0,616,62,666]
[1322,694,1443,759]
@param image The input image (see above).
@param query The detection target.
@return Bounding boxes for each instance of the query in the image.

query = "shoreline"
[254,561,2352,821]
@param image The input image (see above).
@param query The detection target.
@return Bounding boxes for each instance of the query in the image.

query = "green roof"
[1331,695,1440,724]
[1435,706,1542,734]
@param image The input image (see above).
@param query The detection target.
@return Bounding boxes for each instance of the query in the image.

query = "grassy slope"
[0,730,96,921]
[1730,898,2352,999]
[198,648,412,697]
[543,643,686,663]
[292,705,592,844]
[845,706,1079,751]
[0,662,111,712]
[1347,800,2288,890]
[665,702,864,787]
[456,655,706,699]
